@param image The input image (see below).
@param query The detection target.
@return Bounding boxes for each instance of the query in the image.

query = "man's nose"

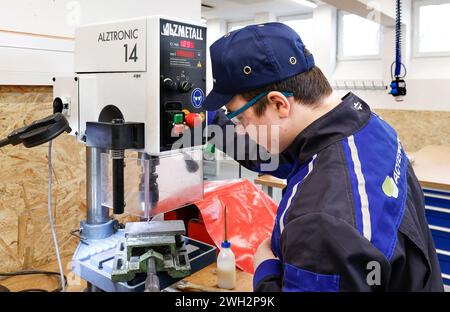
[235,124,247,136]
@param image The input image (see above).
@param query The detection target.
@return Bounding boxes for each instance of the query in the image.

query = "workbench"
[169,263,253,292]
[1,256,253,292]
[254,174,287,197]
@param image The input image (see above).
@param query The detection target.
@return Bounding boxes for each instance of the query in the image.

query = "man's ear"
[267,91,291,118]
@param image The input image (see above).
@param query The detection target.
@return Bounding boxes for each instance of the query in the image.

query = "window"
[278,14,314,51]
[338,11,382,60]
[414,0,450,56]
[227,20,254,32]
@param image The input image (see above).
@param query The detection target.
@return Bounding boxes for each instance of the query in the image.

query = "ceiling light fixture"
[291,0,318,9]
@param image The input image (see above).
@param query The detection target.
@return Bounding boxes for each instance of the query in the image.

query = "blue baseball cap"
[203,22,315,111]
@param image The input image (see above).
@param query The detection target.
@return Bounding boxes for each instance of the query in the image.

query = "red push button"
[185,113,202,128]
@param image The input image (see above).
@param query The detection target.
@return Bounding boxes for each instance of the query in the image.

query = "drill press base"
[72,230,216,292]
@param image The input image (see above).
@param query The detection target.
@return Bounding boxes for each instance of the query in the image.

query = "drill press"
[53,15,215,292]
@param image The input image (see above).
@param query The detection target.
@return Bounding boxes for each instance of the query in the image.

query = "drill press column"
[86,146,109,224]
[82,146,116,240]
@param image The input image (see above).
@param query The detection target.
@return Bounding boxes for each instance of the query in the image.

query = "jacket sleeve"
[278,212,391,292]
[253,259,283,291]
[254,212,391,292]
[208,109,294,179]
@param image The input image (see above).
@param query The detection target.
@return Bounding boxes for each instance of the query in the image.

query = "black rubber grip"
[112,158,125,214]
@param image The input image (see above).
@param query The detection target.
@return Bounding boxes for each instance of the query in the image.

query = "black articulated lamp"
[0,113,71,149]
[389,0,407,101]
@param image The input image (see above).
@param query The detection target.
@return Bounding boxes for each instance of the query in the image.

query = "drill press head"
[54,15,207,155]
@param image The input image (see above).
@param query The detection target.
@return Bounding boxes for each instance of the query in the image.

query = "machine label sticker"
[191,88,205,108]
[161,22,204,40]
[97,29,138,42]
[75,18,146,72]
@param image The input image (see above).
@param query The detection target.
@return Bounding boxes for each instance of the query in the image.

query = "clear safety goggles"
[225,91,293,126]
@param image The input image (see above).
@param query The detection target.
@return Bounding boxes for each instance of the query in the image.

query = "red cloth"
[195,179,277,273]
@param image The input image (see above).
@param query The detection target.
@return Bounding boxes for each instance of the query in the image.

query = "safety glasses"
[226,91,293,126]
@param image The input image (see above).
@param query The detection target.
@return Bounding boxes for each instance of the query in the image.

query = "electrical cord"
[47,140,66,292]
[391,0,407,80]
[0,270,67,292]
[0,284,11,292]
[389,0,407,99]
[394,0,403,77]
[390,61,407,80]
[70,228,90,246]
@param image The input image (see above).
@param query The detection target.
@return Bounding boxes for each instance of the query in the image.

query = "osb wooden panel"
[0,86,140,272]
[0,86,85,271]
[374,109,450,152]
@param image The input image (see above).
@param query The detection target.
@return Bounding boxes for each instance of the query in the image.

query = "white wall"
[0,0,76,37]
[311,5,337,77]
[409,57,450,79]
[333,79,450,111]
[0,0,201,85]
[205,19,227,94]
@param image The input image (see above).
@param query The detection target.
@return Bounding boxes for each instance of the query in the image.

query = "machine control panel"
[159,19,207,151]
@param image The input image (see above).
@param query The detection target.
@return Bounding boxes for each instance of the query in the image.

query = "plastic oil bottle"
[217,206,236,290]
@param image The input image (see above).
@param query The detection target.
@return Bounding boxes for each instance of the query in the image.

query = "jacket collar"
[284,92,371,166]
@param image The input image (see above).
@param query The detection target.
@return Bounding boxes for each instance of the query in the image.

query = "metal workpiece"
[125,220,186,237]
[86,146,110,225]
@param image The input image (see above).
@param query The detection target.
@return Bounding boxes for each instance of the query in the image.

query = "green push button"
[205,143,215,154]
[173,113,184,124]
[203,143,216,161]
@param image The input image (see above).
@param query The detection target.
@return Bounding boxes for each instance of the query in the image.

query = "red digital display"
[176,49,195,58]
[180,40,195,49]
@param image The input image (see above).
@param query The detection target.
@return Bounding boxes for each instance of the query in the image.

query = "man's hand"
[254,238,278,271]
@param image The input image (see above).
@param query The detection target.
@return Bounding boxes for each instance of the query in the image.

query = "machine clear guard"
[101,149,204,218]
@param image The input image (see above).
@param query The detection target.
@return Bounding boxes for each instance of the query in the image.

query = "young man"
[203,23,443,291]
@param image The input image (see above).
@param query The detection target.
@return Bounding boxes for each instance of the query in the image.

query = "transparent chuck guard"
[102,148,204,219]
